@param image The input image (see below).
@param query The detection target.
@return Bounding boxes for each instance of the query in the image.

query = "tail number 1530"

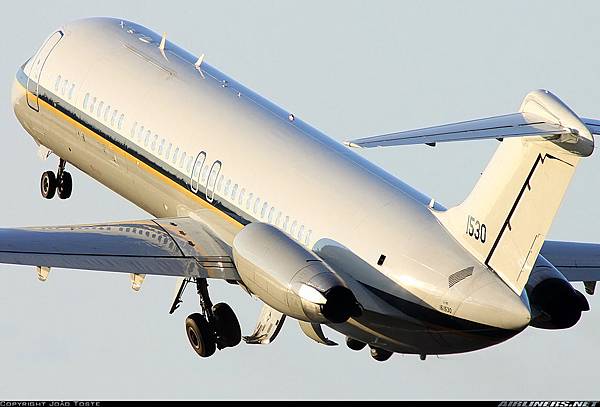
[466,215,486,243]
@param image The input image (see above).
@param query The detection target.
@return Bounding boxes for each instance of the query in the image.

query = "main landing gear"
[41,158,72,200]
[181,278,242,358]
[346,336,395,362]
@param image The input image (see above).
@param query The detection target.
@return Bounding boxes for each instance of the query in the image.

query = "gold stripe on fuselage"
[18,80,243,229]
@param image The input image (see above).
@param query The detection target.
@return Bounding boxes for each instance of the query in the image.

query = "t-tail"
[435,90,594,294]
[346,89,599,294]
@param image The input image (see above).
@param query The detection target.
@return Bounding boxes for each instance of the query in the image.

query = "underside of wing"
[540,240,600,283]
[0,217,239,280]
[345,112,573,148]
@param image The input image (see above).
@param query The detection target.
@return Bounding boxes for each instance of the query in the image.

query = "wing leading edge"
[0,217,239,280]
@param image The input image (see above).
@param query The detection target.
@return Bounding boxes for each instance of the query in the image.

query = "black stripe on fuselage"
[17,69,251,226]
[360,282,523,340]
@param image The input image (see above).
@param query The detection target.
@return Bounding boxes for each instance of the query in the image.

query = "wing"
[0,217,239,280]
[540,240,600,283]
[344,112,599,148]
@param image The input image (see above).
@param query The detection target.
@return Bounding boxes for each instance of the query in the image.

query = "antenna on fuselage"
[195,54,206,79]
[159,32,169,61]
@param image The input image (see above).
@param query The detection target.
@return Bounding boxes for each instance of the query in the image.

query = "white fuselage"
[11,18,531,355]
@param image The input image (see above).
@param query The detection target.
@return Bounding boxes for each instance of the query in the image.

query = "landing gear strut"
[183,278,242,358]
[41,158,72,200]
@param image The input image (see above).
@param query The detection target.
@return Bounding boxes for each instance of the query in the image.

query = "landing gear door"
[26,30,63,111]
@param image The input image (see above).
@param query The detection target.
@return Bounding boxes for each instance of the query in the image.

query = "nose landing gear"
[182,278,242,358]
[40,158,72,200]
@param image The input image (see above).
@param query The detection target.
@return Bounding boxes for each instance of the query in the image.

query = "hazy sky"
[1,0,599,400]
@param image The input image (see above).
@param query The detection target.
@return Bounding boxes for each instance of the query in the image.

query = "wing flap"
[345,112,571,148]
[0,217,239,280]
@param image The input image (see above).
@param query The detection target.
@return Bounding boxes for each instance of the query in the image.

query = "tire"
[212,303,241,348]
[40,171,57,199]
[370,347,393,362]
[346,337,366,351]
[57,171,72,199]
[185,313,216,358]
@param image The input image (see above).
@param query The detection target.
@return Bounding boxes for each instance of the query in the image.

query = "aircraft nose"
[457,277,531,330]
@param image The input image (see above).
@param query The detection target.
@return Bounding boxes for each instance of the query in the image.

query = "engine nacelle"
[526,255,589,329]
[233,223,361,323]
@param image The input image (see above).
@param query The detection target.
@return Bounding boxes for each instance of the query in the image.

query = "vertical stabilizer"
[435,90,593,294]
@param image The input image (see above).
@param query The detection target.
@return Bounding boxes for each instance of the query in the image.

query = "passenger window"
[165,142,172,160]
[290,221,298,236]
[224,180,231,196]
[298,225,305,241]
[246,193,253,210]
[217,175,224,192]
[231,184,238,200]
[54,75,61,92]
[110,110,117,127]
[69,83,75,100]
[275,211,282,226]
[90,97,97,112]
[118,114,124,130]
[261,202,268,218]
[83,93,90,110]
[239,188,245,205]
[283,216,289,231]
[180,151,187,168]
[186,155,194,173]
[61,79,68,96]
[253,198,260,214]
[173,147,179,164]
[201,166,210,183]
[305,230,312,246]
[137,125,144,141]
[151,134,158,151]
[97,101,104,117]
[104,105,111,122]
[268,207,275,223]
[145,130,151,147]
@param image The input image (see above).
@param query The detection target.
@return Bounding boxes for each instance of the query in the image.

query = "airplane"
[6,17,600,362]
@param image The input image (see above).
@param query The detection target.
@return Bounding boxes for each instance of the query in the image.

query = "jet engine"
[233,223,361,323]
[526,255,589,329]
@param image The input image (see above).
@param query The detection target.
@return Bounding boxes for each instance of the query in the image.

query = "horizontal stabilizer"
[345,112,571,148]
[583,118,600,135]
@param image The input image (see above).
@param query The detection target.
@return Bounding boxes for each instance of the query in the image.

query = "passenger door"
[190,151,206,193]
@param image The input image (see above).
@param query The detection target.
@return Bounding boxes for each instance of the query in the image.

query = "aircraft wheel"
[370,347,393,362]
[57,171,72,199]
[212,303,241,348]
[40,171,57,199]
[346,337,367,351]
[185,313,216,358]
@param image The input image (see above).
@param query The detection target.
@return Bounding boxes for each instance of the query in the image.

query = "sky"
[1,0,599,400]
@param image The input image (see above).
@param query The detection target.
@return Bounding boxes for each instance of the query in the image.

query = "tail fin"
[435,90,594,294]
